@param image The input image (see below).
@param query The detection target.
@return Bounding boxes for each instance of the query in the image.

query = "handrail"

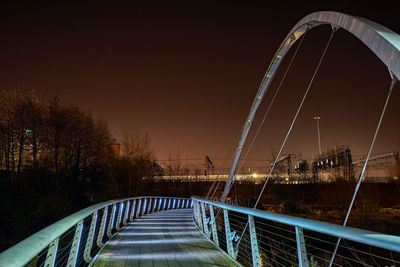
[192,197,400,266]
[193,197,400,252]
[0,196,192,267]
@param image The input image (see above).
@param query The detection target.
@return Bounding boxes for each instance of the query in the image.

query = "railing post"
[84,211,98,263]
[97,207,108,247]
[67,220,83,267]
[194,201,203,230]
[136,199,142,217]
[173,199,176,209]
[209,204,219,247]
[115,202,123,231]
[141,198,147,215]
[123,200,130,225]
[200,202,211,238]
[163,198,167,210]
[107,203,116,238]
[248,215,261,266]
[295,226,309,267]
[129,199,137,221]
[157,198,161,211]
[44,237,59,267]
[147,198,152,214]
[178,199,181,208]
[223,209,237,259]
[152,198,157,212]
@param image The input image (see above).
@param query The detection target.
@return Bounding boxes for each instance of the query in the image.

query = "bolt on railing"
[0,196,192,267]
[192,197,400,267]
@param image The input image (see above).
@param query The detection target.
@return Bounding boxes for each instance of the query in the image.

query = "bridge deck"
[92,209,237,267]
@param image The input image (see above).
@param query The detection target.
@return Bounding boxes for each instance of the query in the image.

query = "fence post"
[84,211,98,263]
[209,204,219,247]
[67,220,83,267]
[223,209,237,259]
[295,226,309,267]
[107,203,116,238]
[97,207,108,247]
[248,215,261,266]
[44,237,59,267]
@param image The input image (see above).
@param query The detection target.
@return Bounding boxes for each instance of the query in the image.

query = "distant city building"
[109,139,121,157]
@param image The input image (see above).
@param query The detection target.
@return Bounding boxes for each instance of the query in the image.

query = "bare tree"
[122,125,153,196]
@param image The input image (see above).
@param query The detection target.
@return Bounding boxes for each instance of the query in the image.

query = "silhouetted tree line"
[0,89,161,251]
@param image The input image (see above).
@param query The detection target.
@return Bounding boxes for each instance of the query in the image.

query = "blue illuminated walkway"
[93,209,237,267]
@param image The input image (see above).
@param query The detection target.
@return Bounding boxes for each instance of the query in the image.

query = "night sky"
[1,1,399,162]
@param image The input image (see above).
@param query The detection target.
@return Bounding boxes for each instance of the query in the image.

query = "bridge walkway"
[92,209,237,267]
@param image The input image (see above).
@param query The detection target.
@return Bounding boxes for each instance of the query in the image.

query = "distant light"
[252,173,257,178]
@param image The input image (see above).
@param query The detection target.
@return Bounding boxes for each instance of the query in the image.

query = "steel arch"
[221,11,400,201]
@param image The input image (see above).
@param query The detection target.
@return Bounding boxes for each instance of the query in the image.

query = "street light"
[313,116,322,155]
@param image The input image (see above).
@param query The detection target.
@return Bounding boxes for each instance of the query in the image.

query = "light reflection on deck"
[92,209,238,267]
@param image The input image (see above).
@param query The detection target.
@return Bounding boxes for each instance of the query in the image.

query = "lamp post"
[313,116,322,155]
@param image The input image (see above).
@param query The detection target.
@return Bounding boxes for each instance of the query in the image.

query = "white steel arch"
[221,11,400,201]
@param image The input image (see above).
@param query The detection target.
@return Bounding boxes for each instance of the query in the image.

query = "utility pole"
[313,116,322,155]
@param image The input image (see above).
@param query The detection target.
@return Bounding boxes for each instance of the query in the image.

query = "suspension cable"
[328,74,398,267]
[235,29,336,250]
[227,33,306,197]
[210,124,245,199]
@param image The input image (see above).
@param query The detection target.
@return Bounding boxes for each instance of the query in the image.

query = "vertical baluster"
[208,204,219,247]
[248,215,261,266]
[146,198,152,214]
[136,199,142,217]
[67,220,83,267]
[200,202,211,238]
[163,198,167,210]
[129,199,137,222]
[44,237,59,267]
[123,200,130,225]
[97,207,108,247]
[107,204,116,238]
[223,209,237,259]
[152,198,157,212]
[141,198,147,215]
[295,226,309,267]
[195,201,203,230]
[84,211,98,263]
[115,202,123,231]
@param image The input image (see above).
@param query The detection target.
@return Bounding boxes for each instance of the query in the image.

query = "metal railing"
[192,197,400,267]
[0,196,192,267]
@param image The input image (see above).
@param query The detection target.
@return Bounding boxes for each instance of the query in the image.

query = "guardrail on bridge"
[192,197,400,267]
[0,196,192,267]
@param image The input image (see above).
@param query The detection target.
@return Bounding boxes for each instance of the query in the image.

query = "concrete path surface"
[92,209,238,267]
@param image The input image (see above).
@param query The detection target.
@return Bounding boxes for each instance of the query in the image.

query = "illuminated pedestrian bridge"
[0,196,400,267]
[1,10,400,267]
